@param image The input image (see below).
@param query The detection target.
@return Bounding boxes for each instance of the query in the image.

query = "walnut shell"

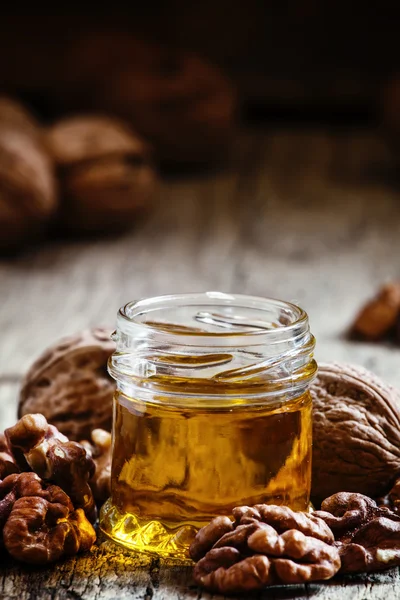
[0,97,39,136]
[311,362,400,506]
[46,115,149,165]
[62,35,237,165]
[0,96,57,252]
[18,328,115,441]
[350,283,400,341]
[46,115,157,233]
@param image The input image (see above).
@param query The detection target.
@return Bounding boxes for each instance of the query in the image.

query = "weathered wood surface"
[1,127,400,598]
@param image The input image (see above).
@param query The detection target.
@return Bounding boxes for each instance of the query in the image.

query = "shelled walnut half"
[5,414,97,523]
[0,413,110,565]
[190,504,340,593]
[46,114,157,234]
[0,472,95,565]
[80,429,111,507]
[0,433,19,479]
[315,491,400,573]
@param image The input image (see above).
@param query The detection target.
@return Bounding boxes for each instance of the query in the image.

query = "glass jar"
[100,292,317,561]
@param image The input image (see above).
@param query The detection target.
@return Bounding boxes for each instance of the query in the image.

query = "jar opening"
[118,292,307,346]
[110,292,316,402]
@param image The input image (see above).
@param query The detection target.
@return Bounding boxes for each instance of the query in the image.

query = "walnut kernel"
[190,504,340,593]
[1,472,95,565]
[315,491,400,573]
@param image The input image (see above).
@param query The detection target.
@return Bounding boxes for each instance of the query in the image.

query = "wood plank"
[1,538,400,600]
[0,542,400,600]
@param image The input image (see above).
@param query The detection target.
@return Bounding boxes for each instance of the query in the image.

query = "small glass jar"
[100,292,317,561]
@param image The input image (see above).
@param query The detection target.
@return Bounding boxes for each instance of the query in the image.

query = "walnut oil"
[100,293,317,561]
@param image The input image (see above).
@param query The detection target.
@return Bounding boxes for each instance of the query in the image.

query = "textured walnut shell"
[46,115,156,233]
[18,328,115,440]
[311,362,400,506]
[0,96,57,252]
[0,97,39,137]
[62,35,236,165]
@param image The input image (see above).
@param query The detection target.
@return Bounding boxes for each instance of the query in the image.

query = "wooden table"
[1,126,400,599]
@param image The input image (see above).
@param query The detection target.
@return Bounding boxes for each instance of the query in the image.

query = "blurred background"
[1,5,400,122]
[1,5,400,427]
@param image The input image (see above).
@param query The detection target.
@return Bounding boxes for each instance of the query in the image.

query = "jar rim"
[111,292,316,398]
[117,291,308,346]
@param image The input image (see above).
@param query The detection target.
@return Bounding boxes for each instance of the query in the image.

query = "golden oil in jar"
[100,293,317,561]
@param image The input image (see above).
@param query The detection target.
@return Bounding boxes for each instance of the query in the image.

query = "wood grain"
[1,538,400,600]
[0,127,400,598]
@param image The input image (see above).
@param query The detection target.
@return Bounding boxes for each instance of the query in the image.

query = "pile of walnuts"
[0,413,111,565]
[0,40,237,255]
[9,325,400,591]
[0,97,158,254]
[188,358,400,592]
[190,487,400,593]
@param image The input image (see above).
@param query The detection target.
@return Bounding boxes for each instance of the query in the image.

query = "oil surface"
[100,383,312,560]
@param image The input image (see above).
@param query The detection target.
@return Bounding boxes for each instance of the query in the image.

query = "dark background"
[1,3,399,121]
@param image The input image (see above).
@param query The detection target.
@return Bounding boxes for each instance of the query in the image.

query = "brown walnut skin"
[5,414,96,523]
[190,504,340,593]
[0,96,57,253]
[0,434,19,479]
[60,34,237,165]
[0,97,40,137]
[378,477,400,513]
[350,283,400,341]
[0,472,95,565]
[311,362,400,506]
[80,429,111,507]
[18,328,115,440]
[46,115,157,234]
[315,491,400,573]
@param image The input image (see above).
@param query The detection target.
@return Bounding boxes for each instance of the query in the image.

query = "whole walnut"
[61,34,236,165]
[0,96,57,253]
[46,115,157,233]
[19,328,115,440]
[311,362,400,506]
